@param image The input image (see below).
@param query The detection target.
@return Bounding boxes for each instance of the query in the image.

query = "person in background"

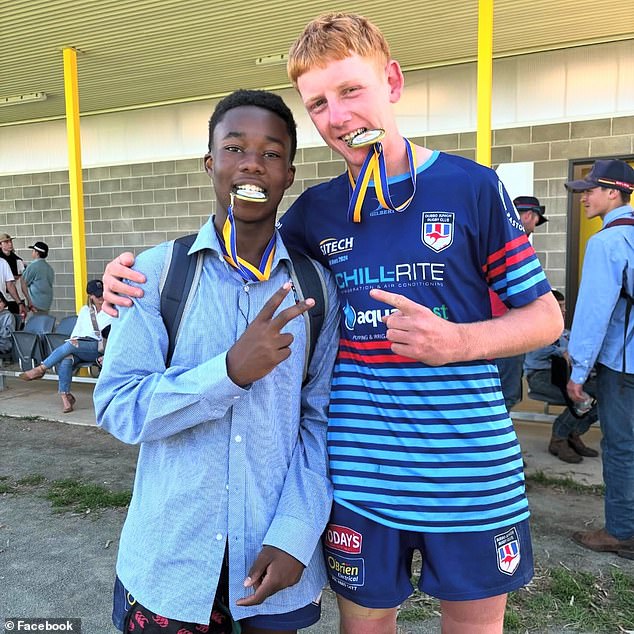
[22,241,55,314]
[493,196,550,411]
[19,279,112,413]
[0,291,15,354]
[524,289,599,463]
[565,159,634,560]
[0,233,28,315]
[0,234,27,323]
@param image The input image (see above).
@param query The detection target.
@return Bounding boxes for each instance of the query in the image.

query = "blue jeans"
[526,369,598,437]
[42,338,100,394]
[596,364,634,540]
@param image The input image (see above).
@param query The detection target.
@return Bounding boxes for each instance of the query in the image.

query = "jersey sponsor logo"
[324,524,363,554]
[342,300,397,331]
[495,526,521,575]
[320,236,355,257]
[335,262,445,290]
[326,553,365,588]
[422,212,454,252]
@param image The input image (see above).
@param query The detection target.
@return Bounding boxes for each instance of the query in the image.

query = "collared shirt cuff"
[263,515,319,567]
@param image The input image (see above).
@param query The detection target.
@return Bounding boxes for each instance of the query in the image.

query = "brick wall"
[1,115,633,317]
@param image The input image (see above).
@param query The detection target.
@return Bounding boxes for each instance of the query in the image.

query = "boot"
[19,364,47,381]
[60,392,75,413]
[568,432,599,457]
[548,435,582,463]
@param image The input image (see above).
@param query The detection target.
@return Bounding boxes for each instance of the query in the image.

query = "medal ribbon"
[347,138,417,223]
[219,197,276,281]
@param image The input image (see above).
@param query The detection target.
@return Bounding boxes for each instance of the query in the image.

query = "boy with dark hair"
[94,89,339,634]
[102,14,562,633]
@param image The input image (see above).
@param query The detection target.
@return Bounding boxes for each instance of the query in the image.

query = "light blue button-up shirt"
[94,217,340,624]
[569,204,634,384]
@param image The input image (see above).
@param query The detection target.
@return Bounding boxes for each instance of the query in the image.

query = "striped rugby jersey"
[280,150,551,533]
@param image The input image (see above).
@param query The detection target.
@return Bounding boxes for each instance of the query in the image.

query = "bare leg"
[440,594,507,634]
[338,595,398,634]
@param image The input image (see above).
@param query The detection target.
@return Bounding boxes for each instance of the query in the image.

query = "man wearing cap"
[493,196,550,412]
[564,159,634,559]
[0,233,28,321]
[22,241,54,314]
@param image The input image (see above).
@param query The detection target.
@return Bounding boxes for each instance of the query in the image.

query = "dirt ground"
[1,415,633,634]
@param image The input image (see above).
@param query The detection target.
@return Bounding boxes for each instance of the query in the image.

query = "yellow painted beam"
[63,47,87,313]
[476,0,493,167]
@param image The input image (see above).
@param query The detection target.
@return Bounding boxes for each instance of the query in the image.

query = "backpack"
[601,215,634,376]
[159,233,328,382]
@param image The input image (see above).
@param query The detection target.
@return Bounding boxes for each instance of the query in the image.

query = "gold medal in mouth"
[346,128,386,148]
[233,185,268,202]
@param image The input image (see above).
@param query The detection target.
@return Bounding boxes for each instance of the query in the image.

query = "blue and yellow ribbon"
[219,200,276,281]
[347,138,417,223]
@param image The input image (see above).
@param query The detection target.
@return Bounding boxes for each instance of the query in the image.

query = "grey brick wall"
[1,115,633,318]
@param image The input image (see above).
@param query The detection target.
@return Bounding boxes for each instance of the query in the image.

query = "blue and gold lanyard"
[219,201,276,282]
[347,138,417,223]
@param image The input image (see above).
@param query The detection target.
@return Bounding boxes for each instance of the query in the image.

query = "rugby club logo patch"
[422,212,454,252]
[495,526,521,575]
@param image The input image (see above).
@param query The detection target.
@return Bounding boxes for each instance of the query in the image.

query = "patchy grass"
[46,478,131,512]
[16,473,46,486]
[526,470,605,496]
[45,478,131,512]
[0,474,131,513]
[505,563,634,632]
[399,556,634,633]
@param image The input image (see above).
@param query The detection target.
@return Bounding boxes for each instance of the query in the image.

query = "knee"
[337,596,397,634]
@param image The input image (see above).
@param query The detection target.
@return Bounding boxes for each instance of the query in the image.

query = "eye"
[308,98,326,113]
[224,145,243,153]
[263,150,282,159]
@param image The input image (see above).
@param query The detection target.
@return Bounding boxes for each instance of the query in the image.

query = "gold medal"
[233,186,268,202]
[346,128,386,148]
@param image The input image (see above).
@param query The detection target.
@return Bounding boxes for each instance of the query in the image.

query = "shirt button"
[244,285,250,293]
[216,533,223,541]
[235,435,242,443]
[225,484,229,491]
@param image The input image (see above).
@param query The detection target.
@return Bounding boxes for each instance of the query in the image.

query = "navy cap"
[565,159,634,193]
[513,195,548,226]
[29,241,49,256]
[86,279,104,297]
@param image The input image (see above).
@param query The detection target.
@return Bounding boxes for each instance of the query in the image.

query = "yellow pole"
[476,0,493,167]
[62,47,87,313]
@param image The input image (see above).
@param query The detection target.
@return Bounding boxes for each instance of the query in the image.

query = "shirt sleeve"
[569,236,622,384]
[480,171,551,308]
[262,265,339,564]
[94,244,248,445]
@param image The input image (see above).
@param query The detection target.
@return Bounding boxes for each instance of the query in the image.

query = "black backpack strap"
[286,248,328,384]
[160,233,200,367]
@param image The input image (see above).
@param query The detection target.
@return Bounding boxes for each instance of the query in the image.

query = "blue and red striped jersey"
[280,150,551,532]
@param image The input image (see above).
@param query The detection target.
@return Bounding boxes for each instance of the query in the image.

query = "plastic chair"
[11,314,56,369]
[55,315,78,336]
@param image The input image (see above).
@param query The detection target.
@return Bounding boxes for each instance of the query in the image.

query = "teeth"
[233,184,267,202]
[342,128,367,143]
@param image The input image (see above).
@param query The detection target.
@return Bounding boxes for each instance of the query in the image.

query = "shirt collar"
[187,216,292,268]
[602,204,634,227]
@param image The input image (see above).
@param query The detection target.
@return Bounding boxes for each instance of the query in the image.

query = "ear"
[285,165,296,191]
[203,153,213,175]
[386,59,404,104]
